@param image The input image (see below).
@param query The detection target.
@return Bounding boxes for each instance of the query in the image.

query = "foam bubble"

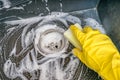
[0,0,11,9]
[84,18,106,34]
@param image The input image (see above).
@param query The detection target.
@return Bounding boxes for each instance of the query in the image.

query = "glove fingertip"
[72,48,79,56]
[72,48,82,57]
[70,25,84,40]
[70,25,82,34]
[72,48,86,63]
[83,26,93,32]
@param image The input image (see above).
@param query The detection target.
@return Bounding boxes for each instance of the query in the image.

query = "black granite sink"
[0,0,119,80]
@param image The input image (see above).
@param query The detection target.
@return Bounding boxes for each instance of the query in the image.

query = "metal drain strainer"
[34,24,69,57]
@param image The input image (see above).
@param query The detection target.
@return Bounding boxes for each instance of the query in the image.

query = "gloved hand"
[70,25,120,80]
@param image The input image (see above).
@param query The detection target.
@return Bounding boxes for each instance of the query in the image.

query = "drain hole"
[55,45,58,48]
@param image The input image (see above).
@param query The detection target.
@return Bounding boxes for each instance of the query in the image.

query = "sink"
[0,0,119,80]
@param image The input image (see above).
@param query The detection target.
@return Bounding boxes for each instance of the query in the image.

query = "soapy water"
[2,12,81,80]
[0,0,63,12]
[0,12,105,80]
[0,0,11,9]
[0,0,105,80]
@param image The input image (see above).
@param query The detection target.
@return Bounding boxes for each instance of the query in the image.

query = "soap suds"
[7,6,24,10]
[59,0,63,12]
[34,24,69,57]
[42,0,50,14]
[0,0,11,9]
[84,18,106,34]
[3,12,82,80]
[2,12,104,80]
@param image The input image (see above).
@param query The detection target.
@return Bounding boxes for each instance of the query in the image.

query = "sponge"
[64,23,82,50]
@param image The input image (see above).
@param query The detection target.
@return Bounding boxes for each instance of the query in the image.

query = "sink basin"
[0,0,119,80]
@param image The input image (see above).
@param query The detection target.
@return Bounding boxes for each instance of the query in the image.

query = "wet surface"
[0,0,103,80]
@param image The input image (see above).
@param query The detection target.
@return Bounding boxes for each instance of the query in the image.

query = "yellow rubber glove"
[70,25,120,80]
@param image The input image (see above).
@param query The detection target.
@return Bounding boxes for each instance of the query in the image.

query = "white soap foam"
[34,24,67,57]
[7,27,16,33]
[0,0,11,9]
[3,12,82,80]
[59,0,63,12]
[42,0,50,14]
[8,6,24,10]
[84,18,106,34]
[3,12,104,80]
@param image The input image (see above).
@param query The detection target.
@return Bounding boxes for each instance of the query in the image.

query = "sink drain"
[34,24,69,57]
